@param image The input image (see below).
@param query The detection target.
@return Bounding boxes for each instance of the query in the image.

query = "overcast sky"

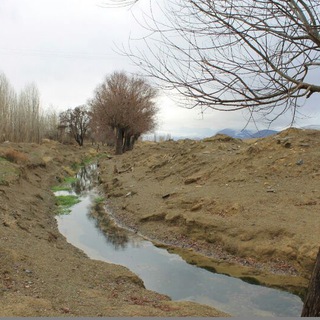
[1,0,319,138]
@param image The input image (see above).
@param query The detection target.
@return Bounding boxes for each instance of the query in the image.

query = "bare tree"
[59,105,91,146]
[0,73,16,142]
[90,71,157,154]
[105,0,320,123]
[104,1,320,314]
[88,118,116,147]
[17,84,41,143]
[0,72,60,143]
[40,109,60,141]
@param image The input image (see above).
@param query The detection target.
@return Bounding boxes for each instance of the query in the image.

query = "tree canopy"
[90,71,157,154]
[59,105,91,146]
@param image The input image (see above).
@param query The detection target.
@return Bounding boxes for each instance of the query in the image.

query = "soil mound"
[99,128,320,293]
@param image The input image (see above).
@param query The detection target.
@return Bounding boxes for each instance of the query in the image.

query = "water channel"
[55,164,303,317]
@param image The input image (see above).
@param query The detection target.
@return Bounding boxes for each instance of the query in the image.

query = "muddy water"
[55,164,303,317]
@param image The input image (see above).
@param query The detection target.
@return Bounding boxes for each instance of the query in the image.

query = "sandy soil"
[0,141,227,317]
[98,128,320,297]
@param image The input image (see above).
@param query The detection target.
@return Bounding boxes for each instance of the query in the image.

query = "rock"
[191,203,203,211]
[296,159,304,165]
[184,176,201,185]
[140,212,166,222]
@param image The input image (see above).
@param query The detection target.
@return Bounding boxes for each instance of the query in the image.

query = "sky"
[1,0,320,138]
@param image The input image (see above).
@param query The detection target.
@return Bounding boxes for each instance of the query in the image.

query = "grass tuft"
[51,185,72,192]
[94,196,105,204]
[63,176,78,184]
[55,195,80,215]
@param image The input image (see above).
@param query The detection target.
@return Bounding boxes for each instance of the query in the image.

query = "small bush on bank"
[3,149,29,164]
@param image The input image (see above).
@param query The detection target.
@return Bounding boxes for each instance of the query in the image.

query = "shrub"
[3,149,29,164]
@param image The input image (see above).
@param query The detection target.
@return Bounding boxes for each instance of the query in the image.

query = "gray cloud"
[0,0,319,137]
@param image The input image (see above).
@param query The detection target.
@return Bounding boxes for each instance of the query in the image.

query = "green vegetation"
[63,176,78,184]
[55,195,80,215]
[81,157,92,165]
[94,196,105,204]
[71,162,81,171]
[51,185,72,192]
[93,196,105,211]
[51,175,78,192]
[0,157,20,185]
[71,156,94,171]
[56,195,80,206]
[0,177,7,186]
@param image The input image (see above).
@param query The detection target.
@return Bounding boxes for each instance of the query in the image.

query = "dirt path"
[98,128,320,296]
[0,141,227,317]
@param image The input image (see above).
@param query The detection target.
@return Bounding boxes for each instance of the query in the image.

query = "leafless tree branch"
[105,0,320,122]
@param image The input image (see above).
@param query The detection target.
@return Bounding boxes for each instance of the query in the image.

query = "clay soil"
[0,128,319,316]
[0,141,226,317]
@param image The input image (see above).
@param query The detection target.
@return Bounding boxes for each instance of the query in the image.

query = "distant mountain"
[251,129,278,138]
[217,128,278,139]
[302,125,320,130]
[216,128,251,139]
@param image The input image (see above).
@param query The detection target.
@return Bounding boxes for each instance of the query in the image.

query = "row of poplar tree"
[0,71,157,154]
[0,73,58,143]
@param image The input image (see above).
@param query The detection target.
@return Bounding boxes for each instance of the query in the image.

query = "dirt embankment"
[99,128,320,295]
[0,141,227,317]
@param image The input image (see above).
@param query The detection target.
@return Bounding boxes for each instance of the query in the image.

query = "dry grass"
[2,149,29,164]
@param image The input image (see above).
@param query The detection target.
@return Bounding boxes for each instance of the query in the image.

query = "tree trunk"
[122,132,132,153]
[301,247,320,317]
[115,128,124,155]
[75,133,83,146]
[130,133,140,150]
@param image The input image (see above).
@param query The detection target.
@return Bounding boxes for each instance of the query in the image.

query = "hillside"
[0,141,225,317]
[99,128,320,294]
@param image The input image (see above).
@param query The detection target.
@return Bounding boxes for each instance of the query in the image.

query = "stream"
[55,163,303,317]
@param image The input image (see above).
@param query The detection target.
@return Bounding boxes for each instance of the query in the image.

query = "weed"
[51,175,78,193]
[56,195,80,206]
[71,162,80,171]
[0,178,9,186]
[94,196,105,204]
[63,176,78,184]
[81,157,93,166]
[0,156,20,184]
[55,195,80,215]
[92,196,105,211]
[51,185,72,192]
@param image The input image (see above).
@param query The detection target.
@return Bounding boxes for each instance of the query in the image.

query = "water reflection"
[72,163,99,194]
[88,203,130,250]
[55,163,304,317]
